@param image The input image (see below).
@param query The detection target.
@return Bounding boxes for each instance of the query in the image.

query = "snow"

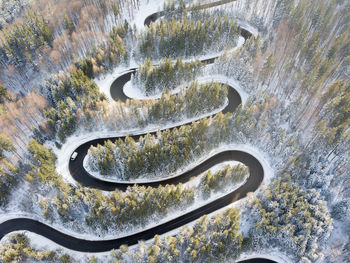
[143,0,260,38]
[93,2,259,102]
[131,0,166,31]
[136,142,273,250]
[321,219,350,262]
[6,231,111,262]
[0,160,247,241]
[236,18,259,38]
[123,36,246,100]
[0,213,105,241]
[94,66,136,101]
[123,79,146,99]
[0,143,270,243]
[56,99,228,184]
[124,75,185,99]
[116,142,274,238]
[195,72,249,105]
[82,138,272,186]
[58,142,274,243]
[0,0,272,258]
[236,251,293,263]
[97,35,246,101]
[185,161,242,188]
[203,143,273,188]
[94,6,256,102]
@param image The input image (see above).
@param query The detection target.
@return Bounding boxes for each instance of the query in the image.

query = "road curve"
[144,0,245,28]
[70,85,241,191]
[0,2,271,259]
[0,150,262,252]
[239,259,278,263]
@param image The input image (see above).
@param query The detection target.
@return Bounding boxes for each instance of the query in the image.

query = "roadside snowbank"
[97,36,245,101]
[1,143,271,242]
[0,161,247,241]
[94,10,254,103]
[195,73,249,105]
[137,143,273,252]
[11,231,292,263]
[55,98,228,185]
[236,251,292,263]
[123,36,245,99]
[131,0,166,31]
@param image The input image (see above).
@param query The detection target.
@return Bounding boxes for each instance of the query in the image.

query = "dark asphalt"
[72,84,241,191]
[0,150,263,252]
[0,3,273,262]
[239,259,277,263]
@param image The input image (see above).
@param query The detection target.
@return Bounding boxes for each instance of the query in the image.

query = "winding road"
[0,2,275,261]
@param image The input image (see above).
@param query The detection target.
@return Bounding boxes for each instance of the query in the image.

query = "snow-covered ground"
[236,18,259,37]
[83,129,252,184]
[131,0,167,31]
[185,161,242,188]
[55,98,228,185]
[0,160,247,241]
[97,36,245,101]
[321,219,350,262]
[134,143,274,254]
[195,73,249,105]
[236,251,292,263]
[95,66,135,101]
[0,143,271,243]
[123,36,245,99]
[12,230,291,263]
[94,8,258,104]
[0,1,274,260]
[59,45,256,185]
[4,231,111,262]
[93,4,256,109]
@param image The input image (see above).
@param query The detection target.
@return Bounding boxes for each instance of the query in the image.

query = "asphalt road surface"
[0,3,275,262]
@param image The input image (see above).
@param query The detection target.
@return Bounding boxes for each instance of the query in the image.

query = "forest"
[0,0,136,92]
[138,15,240,59]
[86,115,222,180]
[131,57,203,96]
[21,137,248,238]
[0,0,349,262]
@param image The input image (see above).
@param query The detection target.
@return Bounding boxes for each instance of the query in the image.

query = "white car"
[71,152,78,161]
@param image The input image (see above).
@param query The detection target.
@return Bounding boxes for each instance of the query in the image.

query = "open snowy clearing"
[131,0,167,31]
